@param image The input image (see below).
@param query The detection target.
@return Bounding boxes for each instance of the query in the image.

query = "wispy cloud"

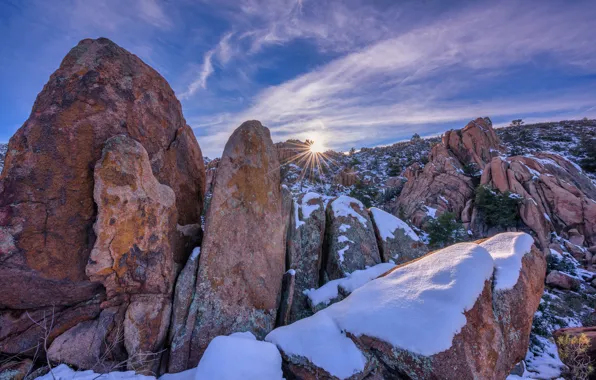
[188,0,596,156]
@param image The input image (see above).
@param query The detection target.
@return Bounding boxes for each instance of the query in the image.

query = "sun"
[309,139,326,153]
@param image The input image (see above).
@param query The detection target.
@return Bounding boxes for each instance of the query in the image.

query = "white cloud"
[188,0,596,157]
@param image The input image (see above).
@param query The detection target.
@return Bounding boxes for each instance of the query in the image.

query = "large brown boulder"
[286,192,326,323]
[179,120,285,366]
[324,196,381,281]
[0,37,205,312]
[478,153,596,247]
[267,233,545,380]
[394,117,502,227]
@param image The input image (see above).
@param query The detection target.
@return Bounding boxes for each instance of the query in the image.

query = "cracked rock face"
[0,37,205,310]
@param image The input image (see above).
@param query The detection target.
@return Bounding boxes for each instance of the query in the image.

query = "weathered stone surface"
[369,207,428,265]
[81,135,176,373]
[47,308,116,370]
[334,169,359,187]
[443,117,503,169]
[167,248,201,373]
[0,295,103,355]
[478,153,596,247]
[86,135,177,297]
[394,117,502,228]
[124,295,171,373]
[324,196,381,281]
[204,158,220,194]
[276,271,296,327]
[0,38,205,312]
[0,359,32,380]
[287,192,326,322]
[546,270,581,290]
[488,244,546,373]
[186,120,285,365]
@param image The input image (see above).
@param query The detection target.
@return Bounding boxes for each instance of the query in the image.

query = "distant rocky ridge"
[0,37,594,380]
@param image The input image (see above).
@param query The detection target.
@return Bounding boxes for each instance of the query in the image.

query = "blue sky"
[1,0,596,157]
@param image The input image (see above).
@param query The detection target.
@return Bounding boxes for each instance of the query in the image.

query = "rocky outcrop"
[443,117,503,169]
[546,270,581,290]
[478,153,596,247]
[334,169,359,187]
[324,196,381,281]
[286,192,326,323]
[369,207,428,264]
[275,140,310,163]
[176,121,285,367]
[0,38,204,367]
[85,135,176,372]
[267,233,545,380]
[394,117,502,227]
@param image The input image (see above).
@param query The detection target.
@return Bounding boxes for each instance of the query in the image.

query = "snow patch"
[370,207,419,242]
[331,196,368,227]
[339,224,351,232]
[479,232,534,291]
[195,332,284,380]
[190,247,201,260]
[424,205,438,218]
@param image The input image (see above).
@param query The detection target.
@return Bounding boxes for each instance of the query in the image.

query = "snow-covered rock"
[267,233,545,380]
[324,196,381,281]
[369,207,428,264]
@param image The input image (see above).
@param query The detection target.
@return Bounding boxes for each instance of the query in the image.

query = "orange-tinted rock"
[395,117,502,227]
[546,270,581,290]
[334,169,359,187]
[443,117,503,169]
[84,135,176,373]
[0,37,205,311]
[395,144,475,227]
[185,121,285,365]
[478,153,596,247]
[86,135,177,297]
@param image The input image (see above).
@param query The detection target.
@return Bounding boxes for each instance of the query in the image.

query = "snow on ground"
[507,336,565,379]
[268,242,499,378]
[479,232,534,291]
[36,365,156,380]
[305,262,396,308]
[369,207,419,241]
[330,196,367,226]
[194,332,283,380]
[300,192,322,219]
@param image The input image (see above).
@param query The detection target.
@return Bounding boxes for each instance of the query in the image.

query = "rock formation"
[369,207,428,264]
[286,192,326,323]
[0,37,205,369]
[394,117,502,227]
[267,233,546,380]
[324,196,381,281]
[478,153,596,247]
[177,121,285,367]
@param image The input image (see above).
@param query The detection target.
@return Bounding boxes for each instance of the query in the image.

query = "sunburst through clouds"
[278,136,340,186]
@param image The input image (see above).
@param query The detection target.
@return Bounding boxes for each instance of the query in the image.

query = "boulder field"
[0,38,550,379]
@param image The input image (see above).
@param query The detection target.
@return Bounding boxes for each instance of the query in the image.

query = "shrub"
[349,180,379,208]
[556,333,594,380]
[474,185,522,228]
[380,186,402,203]
[426,212,467,248]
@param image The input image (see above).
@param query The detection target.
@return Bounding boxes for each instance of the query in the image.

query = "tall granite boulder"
[478,153,596,247]
[0,38,205,365]
[0,37,205,311]
[180,120,285,366]
[369,207,428,265]
[394,117,502,227]
[286,192,326,323]
[324,196,381,281]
